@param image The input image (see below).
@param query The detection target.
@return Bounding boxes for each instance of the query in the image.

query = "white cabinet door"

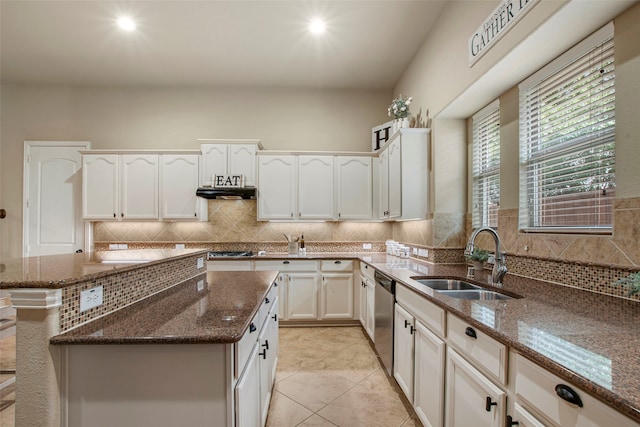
[510,403,546,427]
[387,139,402,219]
[414,320,446,427]
[257,155,297,220]
[394,303,415,401]
[286,272,318,320]
[82,154,119,220]
[446,348,506,427]
[378,148,389,220]
[320,273,354,319]
[358,276,367,327]
[236,343,261,427]
[276,274,287,320]
[201,143,258,188]
[335,156,372,220]
[200,144,227,186]
[259,298,279,426]
[229,144,258,187]
[160,154,199,220]
[120,154,159,220]
[298,155,334,220]
[365,279,375,340]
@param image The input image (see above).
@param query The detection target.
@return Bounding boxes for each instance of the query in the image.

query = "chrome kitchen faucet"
[465,227,508,287]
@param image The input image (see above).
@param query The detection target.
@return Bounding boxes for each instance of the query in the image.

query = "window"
[519,23,615,232]
[472,100,500,228]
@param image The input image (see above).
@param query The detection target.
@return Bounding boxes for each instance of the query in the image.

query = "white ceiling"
[0,0,449,89]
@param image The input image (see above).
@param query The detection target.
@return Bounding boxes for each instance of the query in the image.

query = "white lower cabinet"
[320,260,354,319]
[393,301,445,427]
[393,303,415,399]
[236,343,261,427]
[446,348,506,427]
[414,321,446,427]
[287,272,318,320]
[365,278,375,339]
[359,263,375,341]
[236,287,279,427]
[259,298,279,426]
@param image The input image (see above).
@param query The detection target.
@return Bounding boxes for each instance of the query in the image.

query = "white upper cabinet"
[121,154,159,220]
[298,155,334,220]
[257,152,374,222]
[335,156,372,220]
[200,141,260,187]
[82,151,200,221]
[257,155,297,220]
[82,154,119,220]
[379,128,429,221]
[160,154,199,220]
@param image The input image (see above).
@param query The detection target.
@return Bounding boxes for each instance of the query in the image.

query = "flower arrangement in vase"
[388,94,412,131]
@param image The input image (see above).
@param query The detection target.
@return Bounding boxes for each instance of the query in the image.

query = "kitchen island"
[50,270,279,427]
[0,248,212,427]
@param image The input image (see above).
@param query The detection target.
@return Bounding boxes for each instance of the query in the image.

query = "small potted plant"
[615,272,640,297]
[466,248,490,272]
[387,94,412,130]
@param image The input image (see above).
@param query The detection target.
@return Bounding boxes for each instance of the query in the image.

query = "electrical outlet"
[109,244,119,250]
[175,243,185,249]
[412,247,418,255]
[197,257,204,269]
[80,286,103,312]
[362,243,372,250]
[197,279,204,291]
[118,243,128,250]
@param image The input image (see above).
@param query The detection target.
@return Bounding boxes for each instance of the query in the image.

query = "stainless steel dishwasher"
[374,270,396,376]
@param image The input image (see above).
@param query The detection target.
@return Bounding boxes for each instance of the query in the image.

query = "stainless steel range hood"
[196,187,256,200]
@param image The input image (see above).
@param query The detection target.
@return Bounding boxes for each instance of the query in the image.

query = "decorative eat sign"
[213,175,245,188]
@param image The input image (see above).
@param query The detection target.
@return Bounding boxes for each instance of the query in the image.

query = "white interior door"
[24,141,90,257]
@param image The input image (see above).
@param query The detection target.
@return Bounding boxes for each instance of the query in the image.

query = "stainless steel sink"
[437,289,514,300]
[412,278,481,291]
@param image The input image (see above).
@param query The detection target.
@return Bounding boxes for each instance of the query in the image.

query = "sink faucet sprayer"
[465,227,508,287]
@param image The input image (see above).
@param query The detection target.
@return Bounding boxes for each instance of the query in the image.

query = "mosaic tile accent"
[506,255,640,302]
[59,253,205,332]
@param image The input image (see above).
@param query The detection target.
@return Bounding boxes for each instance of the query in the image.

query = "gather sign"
[469,0,540,66]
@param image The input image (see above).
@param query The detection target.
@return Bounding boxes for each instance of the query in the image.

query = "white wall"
[0,84,390,258]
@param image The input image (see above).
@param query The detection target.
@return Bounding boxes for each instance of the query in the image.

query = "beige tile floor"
[268,326,421,427]
[0,326,420,427]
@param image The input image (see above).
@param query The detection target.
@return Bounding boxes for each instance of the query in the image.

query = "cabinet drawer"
[321,259,353,272]
[235,314,261,379]
[512,352,640,427]
[360,262,375,281]
[447,313,507,385]
[254,260,317,272]
[396,283,445,337]
[207,260,253,271]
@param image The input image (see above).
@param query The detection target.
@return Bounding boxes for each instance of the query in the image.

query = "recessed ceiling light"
[117,16,136,32]
[309,18,326,35]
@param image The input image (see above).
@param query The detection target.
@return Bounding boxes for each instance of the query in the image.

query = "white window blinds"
[472,100,500,229]
[519,23,615,232]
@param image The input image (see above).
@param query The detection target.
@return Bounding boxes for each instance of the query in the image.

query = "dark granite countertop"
[50,270,278,345]
[0,248,208,288]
